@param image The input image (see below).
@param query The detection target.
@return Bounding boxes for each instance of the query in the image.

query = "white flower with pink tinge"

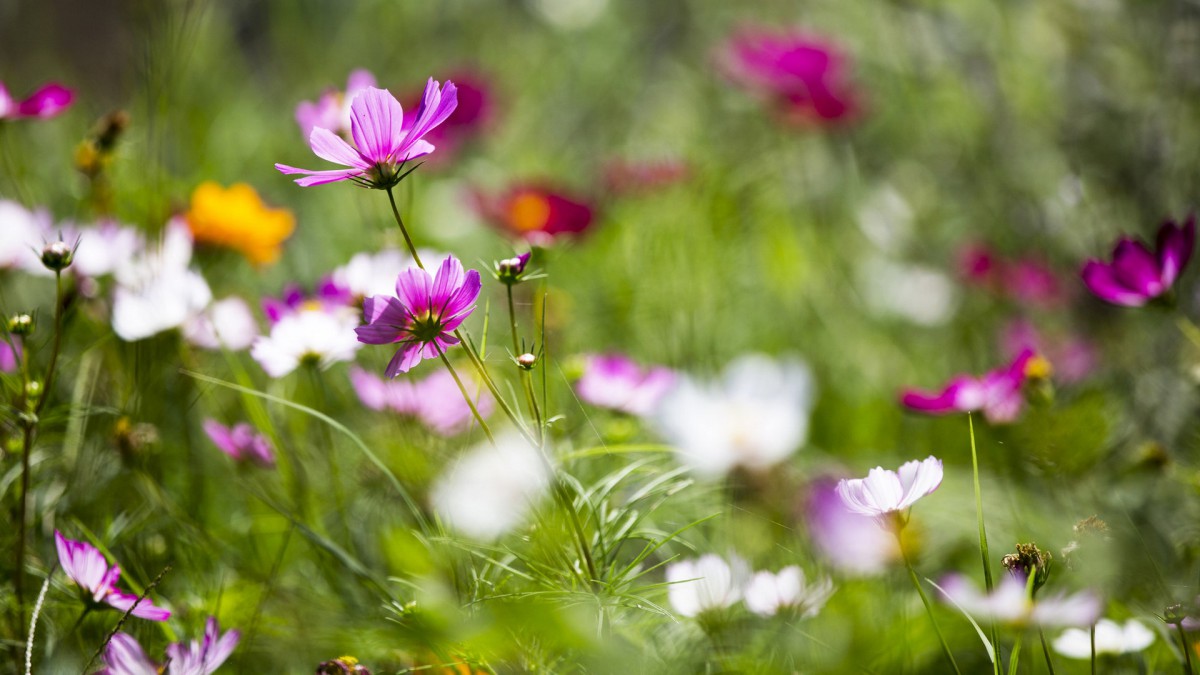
[938,574,1101,628]
[744,566,833,618]
[836,456,943,518]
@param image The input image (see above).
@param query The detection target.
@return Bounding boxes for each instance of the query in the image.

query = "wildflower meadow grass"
[3,1,1200,673]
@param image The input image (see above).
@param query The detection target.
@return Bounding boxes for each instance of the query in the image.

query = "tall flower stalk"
[968,413,1003,674]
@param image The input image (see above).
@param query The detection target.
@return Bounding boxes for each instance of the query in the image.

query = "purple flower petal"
[309,127,369,169]
[350,87,404,163]
[106,590,171,621]
[1159,215,1196,287]
[1110,239,1164,297]
[16,83,73,118]
[1081,260,1149,307]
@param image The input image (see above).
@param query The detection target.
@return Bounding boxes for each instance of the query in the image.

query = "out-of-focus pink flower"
[203,419,275,467]
[276,80,458,188]
[575,353,676,417]
[836,456,943,518]
[937,573,1101,628]
[900,349,1037,424]
[804,478,901,575]
[349,365,492,435]
[957,242,997,284]
[719,28,857,125]
[0,81,73,120]
[474,185,595,245]
[956,243,1067,308]
[99,633,157,675]
[1082,215,1195,307]
[295,69,377,140]
[0,339,19,373]
[55,531,171,621]
[1000,319,1097,384]
[0,200,53,272]
[355,254,481,376]
[401,71,492,165]
[101,617,239,675]
[602,158,689,196]
[350,365,420,414]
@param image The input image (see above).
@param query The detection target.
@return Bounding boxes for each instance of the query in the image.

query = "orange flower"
[185,181,295,265]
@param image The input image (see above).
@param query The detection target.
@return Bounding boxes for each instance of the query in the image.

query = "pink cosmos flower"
[956,243,1068,308]
[101,617,239,675]
[355,254,481,376]
[719,28,857,125]
[55,531,171,621]
[474,185,595,245]
[575,353,676,417]
[349,366,493,435]
[295,69,377,139]
[276,79,458,189]
[350,365,421,414]
[0,338,19,373]
[937,573,1101,628]
[203,419,275,467]
[1000,319,1096,384]
[804,478,901,575]
[0,81,73,120]
[900,349,1036,424]
[1082,215,1196,306]
[401,71,492,165]
[836,456,943,518]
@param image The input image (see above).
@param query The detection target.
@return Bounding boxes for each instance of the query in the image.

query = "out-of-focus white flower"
[859,256,958,326]
[0,200,52,271]
[937,574,1102,628]
[70,220,144,278]
[1052,619,1155,659]
[111,220,212,341]
[430,432,551,540]
[654,354,815,477]
[744,566,833,618]
[330,248,440,300]
[250,305,360,377]
[666,554,751,618]
[184,297,259,351]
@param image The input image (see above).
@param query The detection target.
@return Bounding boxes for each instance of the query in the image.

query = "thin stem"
[506,284,544,440]
[24,565,55,675]
[506,284,520,356]
[1090,623,1096,675]
[968,413,1003,675]
[901,541,962,675]
[1039,629,1057,675]
[435,344,495,444]
[385,186,425,271]
[455,332,537,446]
[36,271,65,417]
[1179,623,1195,675]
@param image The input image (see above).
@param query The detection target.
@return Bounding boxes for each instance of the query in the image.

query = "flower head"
[665,554,751,617]
[276,79,458,189]
[1082,215,1195,306]
[99,633,158,675]
[185,182,295,265]
[203,419,275,467]
[55,531,171,621]
[937,573,1101,628]
[719,28,857,125]
[111,219,213,342]
[475,185,595,245]
[0,81,73,120]
[250,304,360,377]
[494,251,532,286]
[1052,619,1154,659]
[400,71,492,165]
[836,456,943,518]
[430,432,551,539]
[900,349,1036,424]
[654,354,815,477]
[575,353,676,417]
[805,478,901,575]
[355,254,481,376]
[744,566,834,618]
[101,617,238,675]
[296,69,377,139]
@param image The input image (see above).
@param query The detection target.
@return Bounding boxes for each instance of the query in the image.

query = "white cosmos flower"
[665,554,751,618]
[111,220,212,341]
[836,456,944,518]
[184,297,258,351]
[1053,619,1155,659]
[654,354,815,477]
[70,220,144,278]
[250,306,360,377]
[0,200,52,272]
[430,432,551,540]
[330,248,441,299]
[744,566,834,618]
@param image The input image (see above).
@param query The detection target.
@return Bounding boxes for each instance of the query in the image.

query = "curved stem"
[386,186,425,271]
[1039,628,1057,675]
[967,413,1003,674]
[901,541,962,675]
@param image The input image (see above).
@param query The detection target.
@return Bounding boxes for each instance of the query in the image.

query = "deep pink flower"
[55,531,171,621]
[355,255,481,375]
[262,280,352,324]
[203,419,275,467]
[1001,319,1096,384]
[0,82,73,120]
[475,184,595,245]
[1082,215,1195,307]
[401,71,492,165]
[276,79,458,189]
[575,353,676,417]
[956,243,1067,308]
[720,28,857,125]
[900,349,1036,424]
[836,456,943,518]
[295,69,377,140]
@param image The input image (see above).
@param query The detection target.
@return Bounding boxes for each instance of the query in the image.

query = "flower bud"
[1001,542,1052,593]
[1166,604,1187,625]
[517,352,537,370]
[495,252,532,285]
[25,380,41,400]
[316,656,372,675]
[41,240,74,271]
[8,314,34,336]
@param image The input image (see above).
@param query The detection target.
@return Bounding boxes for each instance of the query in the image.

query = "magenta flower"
[575,353,676,417]
[295,69,377,139]
[1001,319,1096,384]
[401,71,492,165]
[1082,215,1195,306]
[719,28,857,125]
[203,419,275,467]
[355,254,481,375]
[836,456,943,518]
[101,617,239,675]
[0,338,19,373]
[900,349,1036,424]
[275,79,457,188]
[0,81,73,120]
[55,531,171,621]
[474,184,596,245]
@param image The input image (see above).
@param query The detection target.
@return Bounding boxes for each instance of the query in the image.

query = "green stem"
[386,186,425,271]
[1179,623,1195,675]
[1091,623,1096,675]
[1039,629,1057,675]
[456,333,537,446]
[435,344,494,444]
[901,541,962,675]
[968,413,1003,675]
[506,284,521,356]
